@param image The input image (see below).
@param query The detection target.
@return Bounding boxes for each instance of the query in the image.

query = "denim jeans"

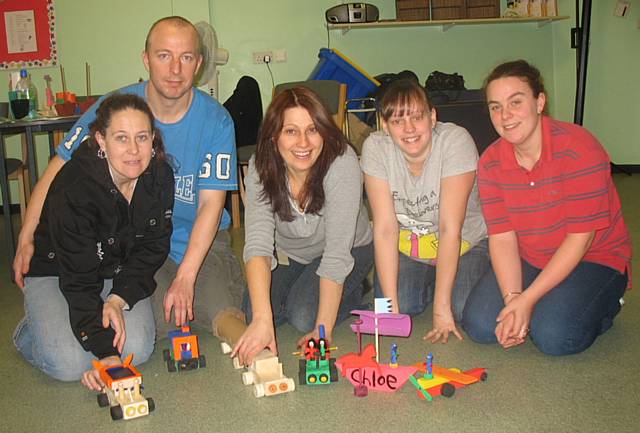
[243,242,374,333]
[374,239,490,322]
[13,277,155,381]
[462,260,628,356]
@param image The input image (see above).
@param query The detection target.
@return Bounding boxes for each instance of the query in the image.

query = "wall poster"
[0,0,57,69]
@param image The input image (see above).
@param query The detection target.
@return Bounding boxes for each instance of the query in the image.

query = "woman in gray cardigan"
[232,86,373,365]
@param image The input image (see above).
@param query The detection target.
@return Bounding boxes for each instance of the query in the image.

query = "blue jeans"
[13,277,155,381]
[243,242,374,333]
[462,260,628,356]
[374,239,490,321]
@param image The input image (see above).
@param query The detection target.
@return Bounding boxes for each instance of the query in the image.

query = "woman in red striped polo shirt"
[462,60,632,355]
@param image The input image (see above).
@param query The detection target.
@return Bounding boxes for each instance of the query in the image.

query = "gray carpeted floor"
[1,174,638,433]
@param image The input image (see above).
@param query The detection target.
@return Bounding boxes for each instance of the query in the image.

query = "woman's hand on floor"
[231,318,277,367]
[424,308,463,343]
[81,355,121,391]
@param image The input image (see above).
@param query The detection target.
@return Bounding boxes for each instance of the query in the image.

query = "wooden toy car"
[411,355,488,400]
[238,349,296,398]
[95,354,155,421]
[214,309,295,398]
[298,330,339,386]
[163,324,206,372]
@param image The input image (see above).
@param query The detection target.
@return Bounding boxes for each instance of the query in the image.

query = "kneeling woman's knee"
[530,324,595,356]
[461,308,497,344]
[287,309,316,334]
[41,347,92,382]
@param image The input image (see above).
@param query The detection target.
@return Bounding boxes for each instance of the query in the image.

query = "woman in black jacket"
[13,94,174,390]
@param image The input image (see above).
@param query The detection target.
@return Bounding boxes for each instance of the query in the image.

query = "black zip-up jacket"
[29,141,174,359]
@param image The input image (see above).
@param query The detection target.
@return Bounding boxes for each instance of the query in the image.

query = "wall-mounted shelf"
[327,16,569,34]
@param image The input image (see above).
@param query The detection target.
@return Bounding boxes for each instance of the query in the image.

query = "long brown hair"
[255,86,348,221]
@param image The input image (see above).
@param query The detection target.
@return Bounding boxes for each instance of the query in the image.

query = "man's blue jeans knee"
[243,242,374,333]
[462,260,628,356]
[14,277,155,381]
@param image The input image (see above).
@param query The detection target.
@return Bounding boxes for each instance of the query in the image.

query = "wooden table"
[0,116,80,265]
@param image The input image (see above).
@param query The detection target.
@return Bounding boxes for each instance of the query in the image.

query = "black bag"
[425,71,466,91]
[223,76,262,148]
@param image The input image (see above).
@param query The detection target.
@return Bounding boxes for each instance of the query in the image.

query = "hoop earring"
[151,148,156,158]
[97,148,106,159]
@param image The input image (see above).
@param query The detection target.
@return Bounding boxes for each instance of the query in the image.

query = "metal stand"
[572,0,630,175]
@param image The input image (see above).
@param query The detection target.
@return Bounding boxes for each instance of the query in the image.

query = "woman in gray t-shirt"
[232,86,373,365]
[361,79,489,343]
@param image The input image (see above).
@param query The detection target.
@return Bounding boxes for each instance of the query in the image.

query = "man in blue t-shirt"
[13,17,246,367]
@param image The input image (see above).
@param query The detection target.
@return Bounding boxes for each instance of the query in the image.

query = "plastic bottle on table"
[15,69,38,118]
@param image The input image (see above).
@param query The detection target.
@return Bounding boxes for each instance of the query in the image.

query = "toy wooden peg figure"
[304,339,318,361]
[390,343,398,368]
[425,352,434,379]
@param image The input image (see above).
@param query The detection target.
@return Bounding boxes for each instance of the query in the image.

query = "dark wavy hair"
[483,59,546,98]
[86,93,166,162]
[380,79,433,121]
[255,86,348,221]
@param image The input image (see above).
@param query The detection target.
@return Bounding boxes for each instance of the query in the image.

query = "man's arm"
[13,155,66,288]
[163,188,225,326]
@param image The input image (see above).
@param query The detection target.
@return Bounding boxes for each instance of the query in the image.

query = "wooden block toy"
[163,324,206,372]
[94,354,155,421]
[411,356,488,400]
[336,344,417,393]
[296,325,339,386]
[214,309,295,398]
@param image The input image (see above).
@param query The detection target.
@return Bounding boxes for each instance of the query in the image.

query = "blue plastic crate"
[309,48,379,102]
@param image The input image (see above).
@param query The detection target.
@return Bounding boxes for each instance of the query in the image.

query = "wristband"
[502,291,522,300]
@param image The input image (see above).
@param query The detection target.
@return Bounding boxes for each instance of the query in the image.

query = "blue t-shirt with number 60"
[57,82,238,264]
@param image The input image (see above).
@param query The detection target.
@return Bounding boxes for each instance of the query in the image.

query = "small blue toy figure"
[425,352,434,379]
[390,343,398,367]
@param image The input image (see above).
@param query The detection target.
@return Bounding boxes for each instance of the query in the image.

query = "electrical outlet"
[252,51,273,64]
[274,49,287,63]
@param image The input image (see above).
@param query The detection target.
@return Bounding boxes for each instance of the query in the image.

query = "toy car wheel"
[480,371,488,381]
[242,371,254,385]
[147,397,155,412]
[319,373,329,383]
[166,359,176,372]
[232,357,242,369]
[220,342,232,354]
[199,355,206,368]
[329,359,339,382]
[162,349,171,361]
[299,367,307,385]
[97,393,110,407]
[253,383,265,398]
[441,383,456,398]
[308,374,317,384]
[110,405,124,421]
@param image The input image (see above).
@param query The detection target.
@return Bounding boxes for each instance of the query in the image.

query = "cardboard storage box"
[396,0,430,21]
[431,0,465,20]
[466,0,500,19]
